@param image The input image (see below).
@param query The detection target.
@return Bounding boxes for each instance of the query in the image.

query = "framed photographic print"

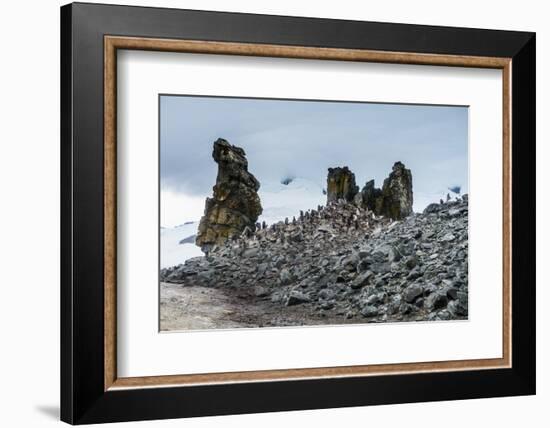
[60,2,536,424]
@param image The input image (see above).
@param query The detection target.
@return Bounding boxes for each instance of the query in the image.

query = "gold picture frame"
[103,35,512,391]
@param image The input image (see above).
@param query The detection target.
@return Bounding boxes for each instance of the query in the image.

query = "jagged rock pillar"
[380,161,413,220]
[326,166,359,203]
[196,138,263,252]
[360,179,383,213]
[357,161,413,220]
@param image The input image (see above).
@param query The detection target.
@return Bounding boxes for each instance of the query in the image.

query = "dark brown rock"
[380,162,413,220]
[196,138,262,252]
[358,162,413,220]
[361,179,383,213]
[326,166,359,203]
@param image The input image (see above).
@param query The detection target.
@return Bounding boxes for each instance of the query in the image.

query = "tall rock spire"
[196,138,262,252]
[326,166,359,203]
[379,161,413,220]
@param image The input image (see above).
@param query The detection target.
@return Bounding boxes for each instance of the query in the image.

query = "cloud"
[160,95,468,225]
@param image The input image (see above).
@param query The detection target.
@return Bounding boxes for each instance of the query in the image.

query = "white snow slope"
[160,222,203,268]
[257,177,326,226]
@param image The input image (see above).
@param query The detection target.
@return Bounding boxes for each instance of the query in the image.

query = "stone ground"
[160,282,377,331]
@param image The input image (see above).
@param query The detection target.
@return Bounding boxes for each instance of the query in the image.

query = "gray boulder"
[361,305,379,317]
[425,292,449,310]
[403,284,424,303]
[350,270,374,289]
[286,291,310,306]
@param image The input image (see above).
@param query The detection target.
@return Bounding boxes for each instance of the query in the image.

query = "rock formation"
[355,179,383,213]
[195,138,262,252]
[354,161,413,220]
[378,161,413,220]
[326,166,359,203]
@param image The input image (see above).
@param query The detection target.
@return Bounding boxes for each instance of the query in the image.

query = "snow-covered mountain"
[160,221,202,268]
[257,177,326,225]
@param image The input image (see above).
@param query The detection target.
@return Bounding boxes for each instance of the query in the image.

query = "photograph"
[159,95,469,331]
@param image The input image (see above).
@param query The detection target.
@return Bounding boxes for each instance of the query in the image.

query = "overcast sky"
[160,95,468,227]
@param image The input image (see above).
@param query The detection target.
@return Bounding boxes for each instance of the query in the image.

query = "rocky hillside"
[161,196,468,324]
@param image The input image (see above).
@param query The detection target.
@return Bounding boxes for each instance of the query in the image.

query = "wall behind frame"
[0,1,545,427]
